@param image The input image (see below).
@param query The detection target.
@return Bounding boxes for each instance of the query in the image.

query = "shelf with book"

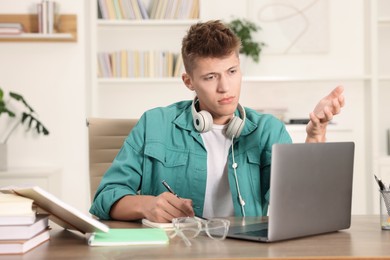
[97,19,200,26]
[0,33,74,41]
[98,77,182,83]
[0,14,77,42]
[91,1,200,115]
[97,0,200,21]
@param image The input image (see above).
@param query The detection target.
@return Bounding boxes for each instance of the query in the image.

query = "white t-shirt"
[201,124,234,218]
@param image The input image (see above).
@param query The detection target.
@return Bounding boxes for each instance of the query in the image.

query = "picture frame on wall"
[246,0,329,54]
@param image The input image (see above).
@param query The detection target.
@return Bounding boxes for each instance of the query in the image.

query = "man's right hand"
[143,192,195,223]
[109,192,194,223]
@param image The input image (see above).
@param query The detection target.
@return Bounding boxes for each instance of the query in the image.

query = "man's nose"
[217,76,229,92]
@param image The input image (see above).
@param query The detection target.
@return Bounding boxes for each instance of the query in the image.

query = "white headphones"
[191,97,246,139]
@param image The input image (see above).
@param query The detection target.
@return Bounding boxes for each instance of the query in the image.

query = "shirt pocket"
[145,143,188,167]
[142,143,189,195]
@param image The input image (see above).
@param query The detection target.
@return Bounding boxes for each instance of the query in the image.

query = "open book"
[0,186,109,234]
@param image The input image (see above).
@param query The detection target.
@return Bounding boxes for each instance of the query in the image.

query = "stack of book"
[0,193,50,255]
[0,23,24,35]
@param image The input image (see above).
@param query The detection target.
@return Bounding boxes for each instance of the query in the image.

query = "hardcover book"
[0,214,36,226]
[0,229,50,255]
[0,214,49,240]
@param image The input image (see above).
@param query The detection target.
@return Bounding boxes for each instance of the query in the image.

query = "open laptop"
[225,142,355,242]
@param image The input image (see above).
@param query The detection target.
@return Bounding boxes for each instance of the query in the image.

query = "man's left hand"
[306,85,345,143]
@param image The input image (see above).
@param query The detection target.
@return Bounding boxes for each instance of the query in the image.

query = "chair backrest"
[87,118,138,202]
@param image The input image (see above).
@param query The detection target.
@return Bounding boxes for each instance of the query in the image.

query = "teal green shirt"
[89,100,292,220]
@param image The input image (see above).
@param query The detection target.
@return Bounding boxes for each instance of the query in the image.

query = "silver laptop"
[225,142,355,242]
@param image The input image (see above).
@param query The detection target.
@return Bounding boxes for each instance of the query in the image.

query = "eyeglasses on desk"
[170,217,230,246]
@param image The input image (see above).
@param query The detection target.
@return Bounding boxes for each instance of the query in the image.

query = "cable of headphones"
[231,135,246,217]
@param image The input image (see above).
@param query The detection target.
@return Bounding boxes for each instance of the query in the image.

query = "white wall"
[0,0,90,213]
[201,0,364,77]
[0,0,370,214]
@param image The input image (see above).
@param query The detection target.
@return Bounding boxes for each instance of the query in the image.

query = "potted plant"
[0,87,49,170]
[227,18,266,63]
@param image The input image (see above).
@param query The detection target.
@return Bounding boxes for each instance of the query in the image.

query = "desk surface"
[2,215,390,260]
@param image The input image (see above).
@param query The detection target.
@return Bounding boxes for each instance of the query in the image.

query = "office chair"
[87,118,138,202]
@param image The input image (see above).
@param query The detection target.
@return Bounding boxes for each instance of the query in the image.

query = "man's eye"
[204,75,215,80]
[229,69,237,74]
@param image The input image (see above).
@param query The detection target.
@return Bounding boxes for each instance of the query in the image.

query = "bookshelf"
[94,0,200,79]
[95,21,194,79]
[90,0,200,115]
[0,14,77,42]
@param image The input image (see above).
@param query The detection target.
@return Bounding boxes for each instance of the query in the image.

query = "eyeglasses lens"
[173,218,201,239]
[205,219,230,240]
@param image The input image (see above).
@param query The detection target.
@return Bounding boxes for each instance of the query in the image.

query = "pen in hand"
[162,180,199,218]
[162,180,179,198]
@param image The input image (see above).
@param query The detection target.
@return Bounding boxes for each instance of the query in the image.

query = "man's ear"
[182,73,194,91]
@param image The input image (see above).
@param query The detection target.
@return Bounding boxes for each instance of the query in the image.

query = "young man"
[89,20,344,222]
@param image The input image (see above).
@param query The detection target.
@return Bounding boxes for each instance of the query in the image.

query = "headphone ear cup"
[225,116,245,139]
[193,110,213,133]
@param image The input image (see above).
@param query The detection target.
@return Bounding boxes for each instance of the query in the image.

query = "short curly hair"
[181,20,241,75]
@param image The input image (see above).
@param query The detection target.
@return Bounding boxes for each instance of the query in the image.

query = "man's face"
[183,52,242,125]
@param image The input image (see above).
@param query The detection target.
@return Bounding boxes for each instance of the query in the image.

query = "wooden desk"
[2,215,390,260]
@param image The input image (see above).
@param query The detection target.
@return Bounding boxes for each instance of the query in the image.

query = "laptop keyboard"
[235,228,268,237]
[230,222,268,237]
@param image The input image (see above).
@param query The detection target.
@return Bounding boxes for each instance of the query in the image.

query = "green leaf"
[42,127,49,135]
[21,112,28,123]
[228,18,266,63]
[2,88,50,138]
[10,92,35,113]
[36,123,41,134]
[20,112,50,135]
[28,115,34,129]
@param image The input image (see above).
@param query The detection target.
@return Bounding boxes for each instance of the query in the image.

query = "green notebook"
[88,228,169,246]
